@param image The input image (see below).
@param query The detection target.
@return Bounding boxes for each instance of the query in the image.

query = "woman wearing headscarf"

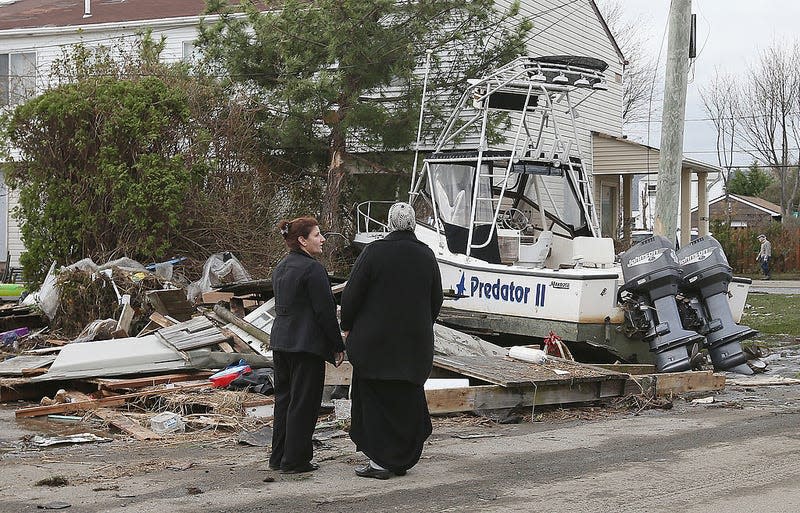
[269,216,345,474]
[341,202,443,479]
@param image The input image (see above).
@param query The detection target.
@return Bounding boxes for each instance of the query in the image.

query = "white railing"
[355,200,394,234]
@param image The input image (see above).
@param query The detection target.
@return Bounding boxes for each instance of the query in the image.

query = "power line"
[626,112,800,124]
[682,148,800,155]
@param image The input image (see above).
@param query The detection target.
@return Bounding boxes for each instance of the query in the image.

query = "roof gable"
[694,193,782,216]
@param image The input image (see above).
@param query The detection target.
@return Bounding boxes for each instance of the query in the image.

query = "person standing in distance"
[269,217,345,474]
[756,233,772,280]
[341,202,443,479]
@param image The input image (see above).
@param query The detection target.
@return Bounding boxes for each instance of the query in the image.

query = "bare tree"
[737,44,800,219]
[597,0,661,124]
[699,69,740,224]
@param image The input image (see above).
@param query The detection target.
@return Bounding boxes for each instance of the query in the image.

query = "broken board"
[433,355,626,387]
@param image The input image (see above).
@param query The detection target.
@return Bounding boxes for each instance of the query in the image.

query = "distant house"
[0,0,625,269]
[690,194,782,228]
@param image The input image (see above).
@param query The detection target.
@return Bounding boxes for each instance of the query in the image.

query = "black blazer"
[270,250,345,363]
[341,230,443,385]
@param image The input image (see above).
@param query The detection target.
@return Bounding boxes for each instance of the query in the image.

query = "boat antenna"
[408,49,433,202]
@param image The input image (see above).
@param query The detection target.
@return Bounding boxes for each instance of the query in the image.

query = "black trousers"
[269,350,325,470]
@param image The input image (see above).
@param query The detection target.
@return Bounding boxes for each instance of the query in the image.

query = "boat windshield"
[424,154,590,236]
[430,162,492,229]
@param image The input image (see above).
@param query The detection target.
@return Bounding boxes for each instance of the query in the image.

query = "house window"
[182,41,197,63]
[0,52,36,106]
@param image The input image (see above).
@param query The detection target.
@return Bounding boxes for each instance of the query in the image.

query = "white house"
[0,0,626,271]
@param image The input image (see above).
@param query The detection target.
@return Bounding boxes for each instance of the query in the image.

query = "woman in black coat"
[341,202,443,479]
[269,216,345,474]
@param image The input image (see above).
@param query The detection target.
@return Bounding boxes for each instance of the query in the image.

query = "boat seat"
[518,230,553,268]
[571,236,615,268]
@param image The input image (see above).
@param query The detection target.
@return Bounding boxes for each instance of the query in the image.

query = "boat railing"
[355,200,394,234]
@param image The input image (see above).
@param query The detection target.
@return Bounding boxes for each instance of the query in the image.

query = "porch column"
[680,167,691,247]
[622,174,632,244]
[697,171,709,236]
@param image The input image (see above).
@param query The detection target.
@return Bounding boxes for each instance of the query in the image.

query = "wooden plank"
[116,301,135,334]
[593,363,657,375]
[93,408,163,441]
[15,381,211,418]
[625,371,726,397]
[219,327,253,354]
[425,379,627,414]
[433,354,625,387]
[92,372,214,391]
[213,304,270,349]
[20,367,48,377]
[149,311,176,328]
[201,291,234,304]
[218,341,234,353]
[325,361,353,386]
[654,371,725,396]
[147,289,194,321]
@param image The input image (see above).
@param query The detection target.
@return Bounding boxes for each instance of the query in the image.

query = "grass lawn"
[741,292,800,344]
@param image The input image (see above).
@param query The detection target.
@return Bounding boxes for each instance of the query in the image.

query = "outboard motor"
[620,235,705,372]
[677,236,757,374]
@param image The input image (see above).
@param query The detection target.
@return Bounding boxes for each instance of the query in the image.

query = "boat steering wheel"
[500,208,531,231]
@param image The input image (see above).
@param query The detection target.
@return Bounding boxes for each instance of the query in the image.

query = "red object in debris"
[209,364,251,388]
[543,331,573,360]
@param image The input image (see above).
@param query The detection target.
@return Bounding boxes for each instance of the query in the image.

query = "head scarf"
[387,202,416,232]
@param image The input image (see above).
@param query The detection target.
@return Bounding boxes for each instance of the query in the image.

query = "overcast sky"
[612,0,800,168]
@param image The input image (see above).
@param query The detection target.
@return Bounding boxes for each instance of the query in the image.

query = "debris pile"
[1,254,277,442]
[0,253,728,449]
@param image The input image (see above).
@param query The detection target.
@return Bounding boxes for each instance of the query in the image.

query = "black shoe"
[280,462,319,474]
[268,465,280,471]
[355,464,392,480]
[393,469,407,476]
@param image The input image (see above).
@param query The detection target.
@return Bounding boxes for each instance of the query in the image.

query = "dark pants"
[269,351,325,471]
[760,258,771,278]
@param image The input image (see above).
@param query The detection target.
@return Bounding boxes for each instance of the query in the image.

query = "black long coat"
[270,250,344,363]
[340,230,443,385]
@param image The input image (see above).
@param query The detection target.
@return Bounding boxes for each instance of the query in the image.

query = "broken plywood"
[433,354,626,387]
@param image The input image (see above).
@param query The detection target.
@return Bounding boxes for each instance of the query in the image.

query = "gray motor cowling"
[620,235,705,372]
[677,236,757,374]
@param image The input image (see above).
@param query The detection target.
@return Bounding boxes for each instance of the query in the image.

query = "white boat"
[354,56,751,365]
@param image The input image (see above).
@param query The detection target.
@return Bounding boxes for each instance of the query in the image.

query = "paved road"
[2,378,800,513]
[749,279,800,295]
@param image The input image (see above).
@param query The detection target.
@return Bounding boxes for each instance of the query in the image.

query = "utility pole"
[654,0,691,242]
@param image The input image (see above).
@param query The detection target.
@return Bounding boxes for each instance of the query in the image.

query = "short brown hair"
[277,216,319,251]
